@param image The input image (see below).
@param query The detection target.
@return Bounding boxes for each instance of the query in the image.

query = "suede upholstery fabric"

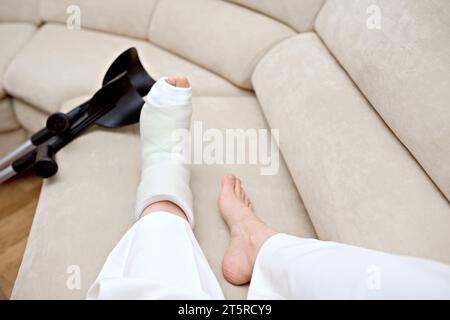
[228,0,326,32]
[40,0,158,40]
[0,127,27,157]
[148,0,296,89]
[0,98,20,132]
[252,33,450,264]
[4,24,249,115]
[12,96,316,299]
[315,0,450,201]
[0,22,36,99]
[0,0,41,24]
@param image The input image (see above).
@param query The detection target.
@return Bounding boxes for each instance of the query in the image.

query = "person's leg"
[218,174,276,285]
[87,77,224,300]
[218,174,450,300]
[138,76,192,223]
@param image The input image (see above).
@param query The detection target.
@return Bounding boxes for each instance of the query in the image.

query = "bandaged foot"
[135,77,194,227]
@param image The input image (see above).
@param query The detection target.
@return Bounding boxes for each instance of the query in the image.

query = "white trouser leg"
[87,212,224,299]
[248,234,450,300]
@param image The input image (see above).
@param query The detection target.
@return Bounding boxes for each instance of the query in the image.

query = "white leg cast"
[135,77,195,227]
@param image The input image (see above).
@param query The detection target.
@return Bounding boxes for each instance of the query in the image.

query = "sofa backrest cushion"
[40,0,158,39]
[252,33,450,263]
[227,0,326,32]
[148,0,296,90]
[0,0,41,24]
[315,0,450,201]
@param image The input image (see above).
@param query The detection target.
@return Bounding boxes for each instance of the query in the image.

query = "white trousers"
[87,212,450,300]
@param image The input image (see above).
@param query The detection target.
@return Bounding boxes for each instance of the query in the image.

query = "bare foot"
[219,174,276,285]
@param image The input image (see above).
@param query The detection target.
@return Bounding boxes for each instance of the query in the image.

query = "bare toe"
[176,76,190,88]
[234,178,242,196]
[244,196,251,208]
[240,188,246,201]
[166,77,177,86]
[221,174,236,195]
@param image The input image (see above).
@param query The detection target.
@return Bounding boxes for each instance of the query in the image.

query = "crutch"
[0,47,154,170]
[0,72,144,183]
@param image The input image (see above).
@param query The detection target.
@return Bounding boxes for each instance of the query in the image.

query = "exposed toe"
[176,76,190,88]
[221,174,236,193]
[166,77,177,87]
[220,174,237,205]
[244,196,251,207]
[234,179,242,196]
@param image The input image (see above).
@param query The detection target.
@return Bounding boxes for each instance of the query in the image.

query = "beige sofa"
[0,0,449,299]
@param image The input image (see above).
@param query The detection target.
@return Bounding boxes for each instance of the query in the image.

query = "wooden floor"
[0,172,42,299]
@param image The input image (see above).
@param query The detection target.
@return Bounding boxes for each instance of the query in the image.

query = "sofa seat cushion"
[4,23,249,115]
[12,96,316,299]
[252,33,450,264]
[0,22,36,99]
[0,98,20,133]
